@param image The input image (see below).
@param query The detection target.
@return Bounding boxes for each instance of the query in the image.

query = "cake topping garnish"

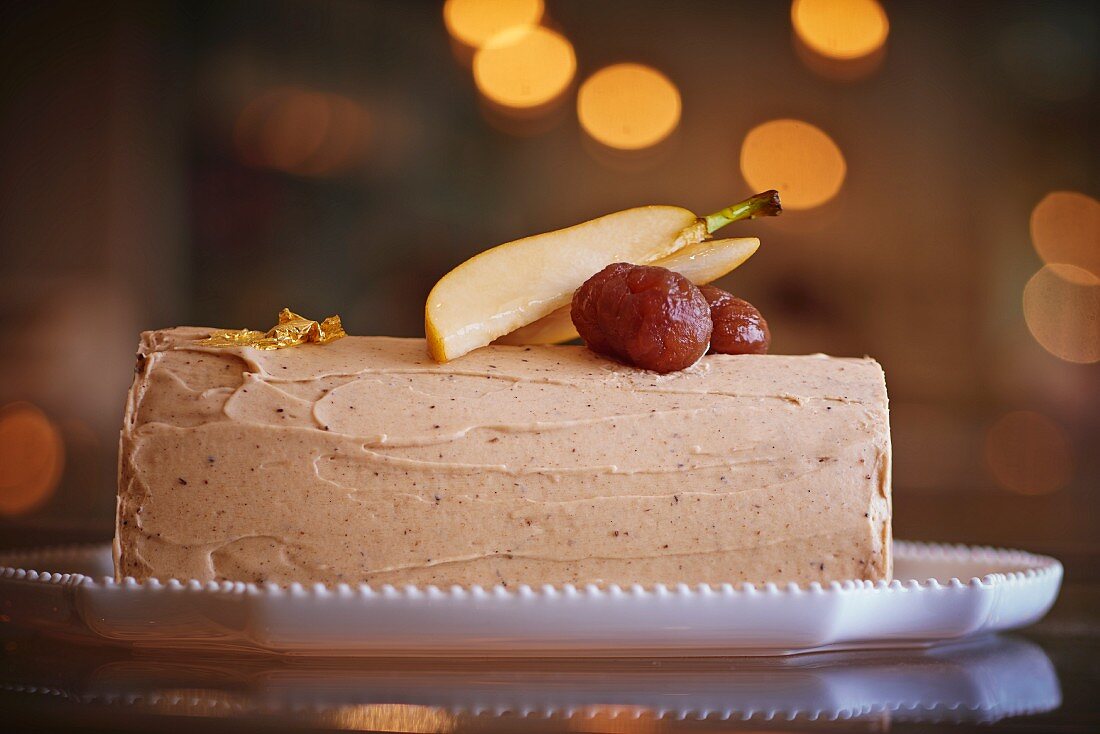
[703,189,782,232]
[196,308,346,350]
[424,191,781,362]
[699,285,771,355]
[572,263,712,374]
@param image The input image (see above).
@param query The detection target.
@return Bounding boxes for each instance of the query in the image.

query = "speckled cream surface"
[116,329,892,586]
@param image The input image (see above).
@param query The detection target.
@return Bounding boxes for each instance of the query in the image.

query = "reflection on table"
[0,632,1059,731]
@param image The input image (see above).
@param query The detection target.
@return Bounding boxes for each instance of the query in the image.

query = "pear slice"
[426,207,706,362]
[495,236,759,346]
[425,191,780,362]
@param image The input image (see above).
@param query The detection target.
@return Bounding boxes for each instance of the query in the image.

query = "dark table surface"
[1,536,1097,734]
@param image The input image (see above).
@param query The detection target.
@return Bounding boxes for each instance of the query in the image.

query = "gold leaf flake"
[197,308,346,350]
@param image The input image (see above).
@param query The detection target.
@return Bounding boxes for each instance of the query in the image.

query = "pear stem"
[704,190,782,234]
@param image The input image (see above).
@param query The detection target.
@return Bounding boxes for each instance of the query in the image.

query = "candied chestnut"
[698,285,770,355]
[572,263,713,373]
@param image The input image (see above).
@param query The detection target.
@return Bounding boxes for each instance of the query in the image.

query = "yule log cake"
[116,328,892,587]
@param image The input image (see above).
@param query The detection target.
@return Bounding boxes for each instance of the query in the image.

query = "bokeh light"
[0,402,65,516]
[985,411,1072,495]
[793,34,885,82]
[563,709,660,733]
[325,703,455,732]
[1030,191,1100,281]
[235,88,371,177]
[577,63,682,151]
[740,119,846,209]
[890,403,977,490]
[791,0,889,60]
[473,26,576,110]
[443,0,544,50]
[1023,264,1100,364]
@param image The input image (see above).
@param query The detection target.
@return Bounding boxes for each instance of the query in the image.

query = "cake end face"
[116,331,892,587]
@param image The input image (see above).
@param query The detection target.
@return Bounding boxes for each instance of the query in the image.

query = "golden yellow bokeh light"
[985,411,1072,495]
[1023,263,1100,363]
[577,63,682,151]
[0,402,65,516]
[443,0,544,49]
[740,119,846,209]
[792,0,889,60]
[473,26,576,109]
[1030,190,1100,282]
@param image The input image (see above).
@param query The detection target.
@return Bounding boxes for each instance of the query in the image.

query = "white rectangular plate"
[0,541,1061,656]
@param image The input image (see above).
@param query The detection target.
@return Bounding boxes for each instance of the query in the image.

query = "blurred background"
[0,0,1097,564]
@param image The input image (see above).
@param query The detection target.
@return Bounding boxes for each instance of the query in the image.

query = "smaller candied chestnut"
[571,263,712,373]
[698,285,770,355]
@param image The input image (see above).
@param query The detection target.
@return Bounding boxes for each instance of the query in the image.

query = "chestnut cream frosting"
[116,329,892,586]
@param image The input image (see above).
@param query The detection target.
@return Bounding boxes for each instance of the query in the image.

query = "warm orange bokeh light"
[473,26,575,110]
[792,0,889,60]
[1030,190,1100,281]
[235,88,370,177]
[985,411,1072,495]
[740,119,846,209]
[1023,264,1100,364]
[325,703,455,733]
[443,0,544,49]
[0,402,64,516]
[577,63,682,151]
